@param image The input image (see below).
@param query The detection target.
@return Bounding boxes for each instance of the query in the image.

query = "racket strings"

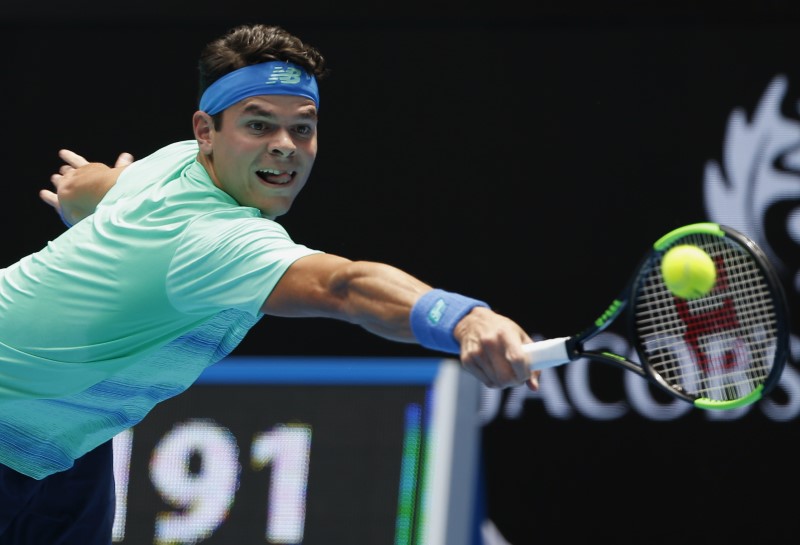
[633,234,781,402]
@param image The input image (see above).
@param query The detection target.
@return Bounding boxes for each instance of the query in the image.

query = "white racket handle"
[523,338,572,371]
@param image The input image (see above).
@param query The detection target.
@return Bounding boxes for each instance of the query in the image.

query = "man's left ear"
[193,111,214,155]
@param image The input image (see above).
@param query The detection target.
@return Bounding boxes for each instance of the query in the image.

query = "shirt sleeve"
[166,210,321,316]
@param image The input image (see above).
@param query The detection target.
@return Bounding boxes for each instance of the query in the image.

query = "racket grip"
[523,338,572,371]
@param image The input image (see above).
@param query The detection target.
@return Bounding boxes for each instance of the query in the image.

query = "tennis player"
[0,23,537,544]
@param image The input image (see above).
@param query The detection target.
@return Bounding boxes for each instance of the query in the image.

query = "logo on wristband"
[428,298,447,324]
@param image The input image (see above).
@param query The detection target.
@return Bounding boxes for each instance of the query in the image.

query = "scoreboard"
[110,356,482,544]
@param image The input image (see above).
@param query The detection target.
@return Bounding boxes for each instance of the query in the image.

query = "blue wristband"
[410,289,490,354]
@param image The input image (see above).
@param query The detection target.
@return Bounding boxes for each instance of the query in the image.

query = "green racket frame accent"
[594,299,623,328]
[653,222,725,250]
[693,385,764,410]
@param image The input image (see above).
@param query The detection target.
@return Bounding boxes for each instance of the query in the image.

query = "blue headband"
[199,61,319,115]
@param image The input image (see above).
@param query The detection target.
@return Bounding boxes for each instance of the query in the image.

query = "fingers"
[50,171,67,191]
[115,152,134,167]
[454,309,538,390]
[461,344,534,389]
[57,149,89,168]
[463,362,494,388]
[50,150,84,191]
[56,149,133,173]
[58,164,74,177]
[52,151,132,185]
[50,173,60,188]
[39,189,59,209]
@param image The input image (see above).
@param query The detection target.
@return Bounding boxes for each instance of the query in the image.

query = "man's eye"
[249,122,266,131]
[294,125,313,136]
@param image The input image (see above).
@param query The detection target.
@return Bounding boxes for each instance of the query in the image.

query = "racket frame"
[525,222,790,411]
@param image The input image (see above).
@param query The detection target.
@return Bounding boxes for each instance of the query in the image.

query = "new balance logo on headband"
[266,66,302,85]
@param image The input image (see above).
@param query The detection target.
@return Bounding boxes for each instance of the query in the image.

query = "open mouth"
[256,168,295,185]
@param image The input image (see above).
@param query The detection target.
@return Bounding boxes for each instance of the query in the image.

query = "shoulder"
[117,141,199,182]
[145,140,199,162]
[106,141,200,203]
[184,211,293,245]
[176,213,319,266]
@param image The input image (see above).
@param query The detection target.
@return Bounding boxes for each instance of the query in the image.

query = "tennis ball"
[660,244,716,299]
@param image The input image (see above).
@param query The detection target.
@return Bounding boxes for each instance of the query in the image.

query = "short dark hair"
[197,24,329,106]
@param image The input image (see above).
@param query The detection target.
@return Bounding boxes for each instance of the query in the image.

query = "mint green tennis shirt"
[0,140,320,478]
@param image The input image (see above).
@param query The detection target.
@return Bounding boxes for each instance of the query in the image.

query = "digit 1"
[251,424,312,543]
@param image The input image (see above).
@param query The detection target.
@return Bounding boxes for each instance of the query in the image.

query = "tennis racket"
[524,222,790,410]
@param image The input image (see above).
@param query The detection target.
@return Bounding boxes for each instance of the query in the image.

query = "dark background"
[3,2,800,543]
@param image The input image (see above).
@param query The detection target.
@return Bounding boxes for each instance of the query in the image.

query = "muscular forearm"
[264,254,537,389]
[264,256,432,342]
[329,261,433,342]
[328,261,535,388]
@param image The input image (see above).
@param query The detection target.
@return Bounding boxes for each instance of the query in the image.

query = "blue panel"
[196,356,448,385]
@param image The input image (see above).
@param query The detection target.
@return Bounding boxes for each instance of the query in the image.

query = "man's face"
[201,94,318,219]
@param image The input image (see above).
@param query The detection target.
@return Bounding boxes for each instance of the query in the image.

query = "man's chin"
[258,203,292,220]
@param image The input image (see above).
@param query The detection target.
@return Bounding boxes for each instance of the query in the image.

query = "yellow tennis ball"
[661,244,717,299]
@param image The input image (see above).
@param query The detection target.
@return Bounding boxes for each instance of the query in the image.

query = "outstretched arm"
[263,253,539,390]
[40,149,133,226]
